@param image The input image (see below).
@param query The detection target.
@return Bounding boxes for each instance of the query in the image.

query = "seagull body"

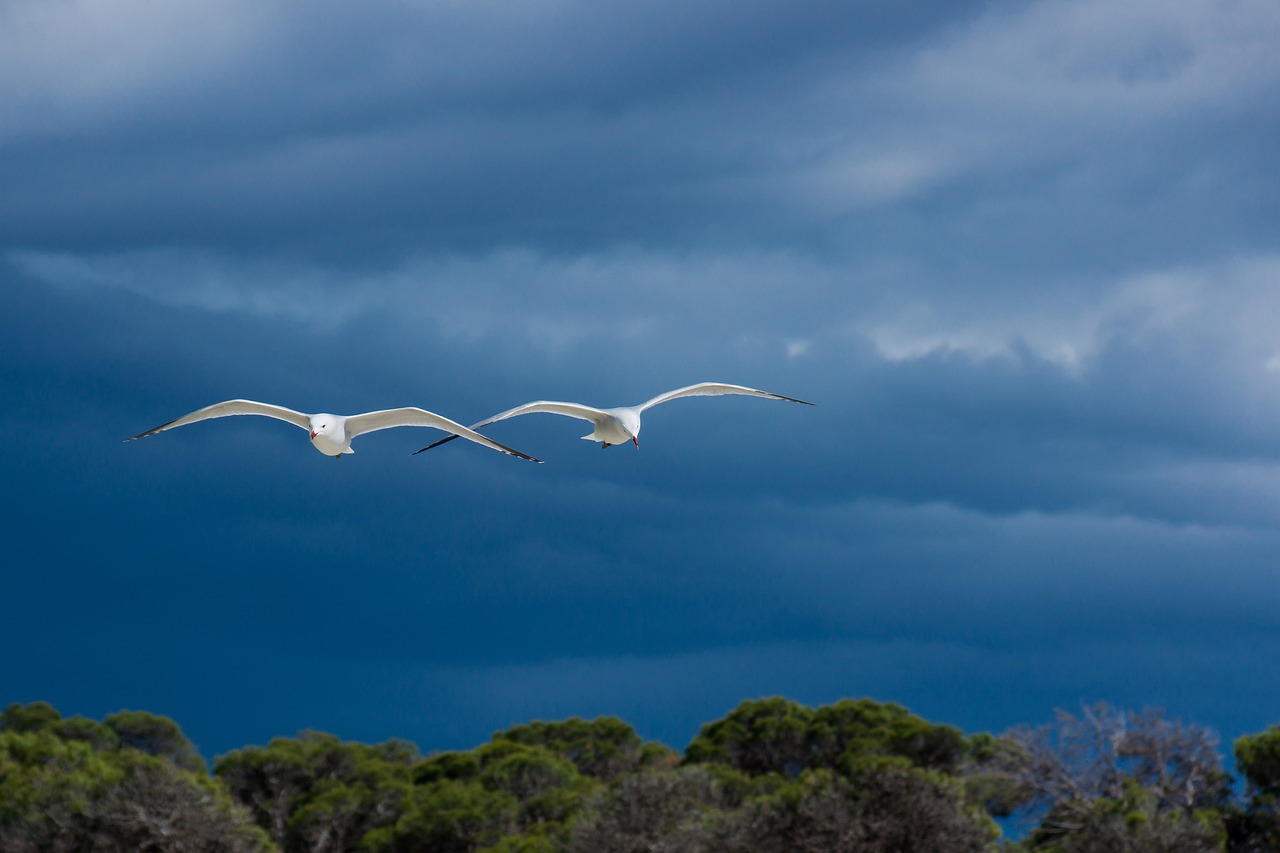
[128,399,541,462]
[415,382,814,454]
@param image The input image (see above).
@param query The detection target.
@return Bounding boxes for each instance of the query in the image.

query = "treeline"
[2,698,1279,851]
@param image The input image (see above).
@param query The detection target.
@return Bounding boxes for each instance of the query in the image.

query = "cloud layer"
[3,0,1279,759]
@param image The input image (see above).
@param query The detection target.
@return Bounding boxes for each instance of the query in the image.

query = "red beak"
[632,436,639,447]
[310,431,317,440]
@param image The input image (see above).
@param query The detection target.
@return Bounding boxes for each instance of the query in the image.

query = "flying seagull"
[128,399,542,462]
[414,382,814,453]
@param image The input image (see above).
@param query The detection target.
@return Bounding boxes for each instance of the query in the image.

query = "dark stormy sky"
[4,0,1280,762]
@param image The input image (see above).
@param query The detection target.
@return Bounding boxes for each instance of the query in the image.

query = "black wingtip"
[491,441,543,464]
[412,433,462,455]
[411,432,540,463]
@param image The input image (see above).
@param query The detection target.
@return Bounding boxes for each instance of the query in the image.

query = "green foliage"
[684,697,815,775]
[566,760,997,853]
[0,707,268,853]
[54,715,122,752]
[1227,725,1280,852]
[413,749,480,784]
[494,716,675,780]
[104,708,207,773]
[0,729,123,831]
[216,727,608,853]
[407,738,603,849]
[215,730,417,852]
[683,696,977,779]
[366,720,682,851]
[360,778,518,853]
[811,698,970,773]
[477,742,593,825]
[0,701,61,733]
[8,698,1280,851]
[1236,725,1280,798]
[720,765,998,853]
[476,742,578,799]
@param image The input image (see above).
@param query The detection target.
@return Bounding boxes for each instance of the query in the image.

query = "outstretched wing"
[639,382,815,411]
[127,399,311,440]
[413,401,608,454]
[346,408,542,463]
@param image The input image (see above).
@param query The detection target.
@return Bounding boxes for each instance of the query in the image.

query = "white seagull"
[128,399,542,462]
[414,382,814,454]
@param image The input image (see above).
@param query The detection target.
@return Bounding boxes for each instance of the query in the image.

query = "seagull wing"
[413,401,608,454]
[127,399,311,440]
[346,408,542,463]
[638,382,815,411]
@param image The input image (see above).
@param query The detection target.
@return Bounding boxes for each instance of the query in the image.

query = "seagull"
[414,382,814,454]
[128,399,542,462]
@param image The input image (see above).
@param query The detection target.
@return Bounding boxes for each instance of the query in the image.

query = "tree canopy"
[2,698,1277,851]
[0,702,267,852]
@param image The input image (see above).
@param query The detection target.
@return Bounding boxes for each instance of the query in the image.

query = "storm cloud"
[3,0,1280,759]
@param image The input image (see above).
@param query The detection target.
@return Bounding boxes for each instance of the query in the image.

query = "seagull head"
[309,416,337,443]
[306,415,352,457]
[616,409,642,448]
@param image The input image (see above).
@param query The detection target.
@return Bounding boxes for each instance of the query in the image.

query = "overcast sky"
[4,0,1280,763]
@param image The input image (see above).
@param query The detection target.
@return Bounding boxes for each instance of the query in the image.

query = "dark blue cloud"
[0,2,988,259]
[4,0,1280,770]
[7,0,1274,264]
